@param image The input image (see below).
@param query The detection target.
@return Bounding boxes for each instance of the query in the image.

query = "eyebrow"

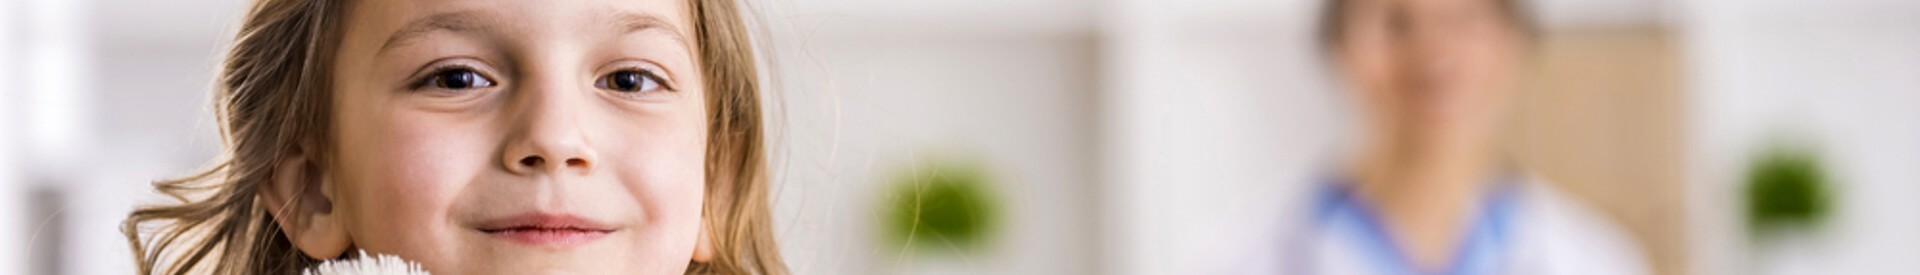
[379,11,492,53]
[377,10,691,54]
[608,11,689,47]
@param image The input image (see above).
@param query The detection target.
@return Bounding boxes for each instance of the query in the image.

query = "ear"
[692,221,714,263]
[259,145,352,260]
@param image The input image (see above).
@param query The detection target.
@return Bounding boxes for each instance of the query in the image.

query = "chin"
[405,231,692,274]
[436,256,676,275]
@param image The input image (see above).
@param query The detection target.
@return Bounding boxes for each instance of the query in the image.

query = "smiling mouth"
[475,213,617,247]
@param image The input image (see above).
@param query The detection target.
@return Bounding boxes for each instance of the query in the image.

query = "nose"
[501,79,598,175]
[1400,25,1452,86]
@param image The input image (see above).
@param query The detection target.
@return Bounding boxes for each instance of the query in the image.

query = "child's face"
[326,0,707,273]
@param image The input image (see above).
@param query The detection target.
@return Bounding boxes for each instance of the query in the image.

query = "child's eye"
[413,67,496,91]
[596,69,672,94]
[410,65,495,91]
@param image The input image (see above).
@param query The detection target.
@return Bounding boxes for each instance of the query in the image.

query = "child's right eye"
[415,67,496,91]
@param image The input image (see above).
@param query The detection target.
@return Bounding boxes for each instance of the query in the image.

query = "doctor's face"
[1331,0,1527,149]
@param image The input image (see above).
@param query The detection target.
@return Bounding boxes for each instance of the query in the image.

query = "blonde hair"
[119,0,786,274]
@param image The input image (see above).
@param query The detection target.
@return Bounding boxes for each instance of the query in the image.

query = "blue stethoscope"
[1291,175,1522,275]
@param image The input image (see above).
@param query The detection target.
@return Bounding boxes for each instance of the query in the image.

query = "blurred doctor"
[1270,0,1651,274]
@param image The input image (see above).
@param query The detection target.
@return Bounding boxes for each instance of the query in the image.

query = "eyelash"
[595,67,677,94]
[409,64,496,92]
[403,63,678,99]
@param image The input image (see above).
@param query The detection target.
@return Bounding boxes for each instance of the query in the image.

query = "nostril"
[565,158,587,167]
[519,156,544,167]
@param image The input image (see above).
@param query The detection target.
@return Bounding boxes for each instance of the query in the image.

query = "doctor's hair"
[1316,0,1539,52]
[119,0,787,274]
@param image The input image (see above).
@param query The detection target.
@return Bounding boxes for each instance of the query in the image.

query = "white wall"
[1098,0,1344,274]
[0,0,237,274]
[7,0,103,274]
[763,4,1103,272]
[769,34,1101,274]
[1679,0,1920,274]
[0,0,23,273]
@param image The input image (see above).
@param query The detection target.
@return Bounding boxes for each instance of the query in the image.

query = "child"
[120,0,785,274]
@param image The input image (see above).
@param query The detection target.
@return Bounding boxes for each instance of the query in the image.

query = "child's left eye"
[597,69,672,93]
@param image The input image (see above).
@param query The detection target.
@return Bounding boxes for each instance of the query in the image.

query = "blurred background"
[0,0,1916,274]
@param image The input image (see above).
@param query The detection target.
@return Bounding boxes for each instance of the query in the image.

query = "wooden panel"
[1509,27,1688,275]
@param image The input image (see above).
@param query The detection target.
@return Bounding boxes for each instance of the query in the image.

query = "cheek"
[1446,33,1523,113]
[333,109,493,250]
[1338,46,1405,118]
[607,111,709,227]
[591,98,709,268]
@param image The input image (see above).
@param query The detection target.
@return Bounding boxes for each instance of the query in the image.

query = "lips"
[475,213,617,247]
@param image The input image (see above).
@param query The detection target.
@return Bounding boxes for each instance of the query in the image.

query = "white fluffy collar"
[304,251,430,275]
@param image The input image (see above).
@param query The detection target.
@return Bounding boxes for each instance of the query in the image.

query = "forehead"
[1349,0,1503,15]
[340,0,695,43]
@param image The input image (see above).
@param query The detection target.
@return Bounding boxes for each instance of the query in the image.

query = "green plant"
[1744,146,1833,237]
[882,159,999,254]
